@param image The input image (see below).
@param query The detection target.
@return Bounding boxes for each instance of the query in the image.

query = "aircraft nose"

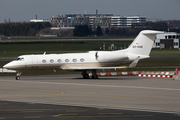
[3,63,12,69]
[3,64,9,69]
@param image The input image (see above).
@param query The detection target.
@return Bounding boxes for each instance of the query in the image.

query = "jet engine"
[95,51,128,62]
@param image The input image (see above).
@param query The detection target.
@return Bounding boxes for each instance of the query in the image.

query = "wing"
[63,66,127,70]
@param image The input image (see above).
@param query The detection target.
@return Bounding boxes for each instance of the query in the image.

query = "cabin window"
[50,59,54,63]
[65,59,69,62]
[80,58,84,62]
[42,59,46,63]
[73,58,77,62]
[57,59,61,63]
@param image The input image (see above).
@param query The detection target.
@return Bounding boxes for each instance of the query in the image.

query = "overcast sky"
[0,0,180,23]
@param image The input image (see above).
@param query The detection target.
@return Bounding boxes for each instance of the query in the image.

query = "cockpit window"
[14,57,24,61]
[14,58,21,61]
[20,58,24,61]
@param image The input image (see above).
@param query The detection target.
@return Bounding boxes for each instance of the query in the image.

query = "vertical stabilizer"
[127,30,164,58]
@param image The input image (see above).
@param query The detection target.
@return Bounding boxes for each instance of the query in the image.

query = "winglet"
[129,56,140,68]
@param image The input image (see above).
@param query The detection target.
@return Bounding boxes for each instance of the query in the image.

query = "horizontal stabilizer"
[141,30,164,35]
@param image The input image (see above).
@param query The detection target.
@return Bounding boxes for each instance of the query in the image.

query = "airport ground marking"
[24,116,41,119]
[53,116,76,118]
[52,113,78,117]
[0,103,8,105]
[65,91,180,102]
[77,115,131,118]
[0,93,61,97]
[21,111,43,113]
[3,108,87,112]
[4,109,54,111]
[52,115,132,118]
[26,103,35,104]
[1,87,180,101]
[99,113,123,115]
[55,108,75,111]
[132,115,153,117]
[97,108,107,110]
[52,114,153,118]
[0,88,64,94]
[1,79,180,91]
[66,109,87,112]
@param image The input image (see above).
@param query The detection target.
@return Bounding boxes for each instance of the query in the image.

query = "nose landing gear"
[16,71,22,80]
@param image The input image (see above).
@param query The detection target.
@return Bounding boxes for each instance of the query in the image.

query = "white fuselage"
[4,51,130,71]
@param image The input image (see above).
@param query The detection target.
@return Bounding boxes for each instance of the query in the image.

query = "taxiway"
[0,74,180,119]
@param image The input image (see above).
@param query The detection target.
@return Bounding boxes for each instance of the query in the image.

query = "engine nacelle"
[96,51,128,62]
[127,53,150,61]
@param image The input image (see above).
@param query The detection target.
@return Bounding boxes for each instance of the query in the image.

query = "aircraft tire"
[83,74,89,79]
[16,76,20,80]
[92,75,98,79]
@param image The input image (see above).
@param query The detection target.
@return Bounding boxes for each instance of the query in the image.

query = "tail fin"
[127,30,164,57]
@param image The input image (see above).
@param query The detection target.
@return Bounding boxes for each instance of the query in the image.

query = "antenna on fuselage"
[43,52,46,55]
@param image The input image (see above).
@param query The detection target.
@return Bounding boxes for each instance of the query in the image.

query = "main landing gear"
[81,70,98,79]
[16,71,22,80]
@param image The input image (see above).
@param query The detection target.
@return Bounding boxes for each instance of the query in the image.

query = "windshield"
[14,57,24,61]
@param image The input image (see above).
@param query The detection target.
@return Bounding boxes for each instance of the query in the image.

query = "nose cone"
[3,61,24,70]
[3,63,11,69]
[3,62,16,70]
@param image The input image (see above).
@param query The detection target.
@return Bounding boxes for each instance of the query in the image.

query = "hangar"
[153,32,180,49]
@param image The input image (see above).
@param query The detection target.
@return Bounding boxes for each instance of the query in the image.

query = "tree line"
[73,22,180,37]
[0,21,179,37]
[0,22,51,36]
[73,25,105,37]
[73,25,143,37]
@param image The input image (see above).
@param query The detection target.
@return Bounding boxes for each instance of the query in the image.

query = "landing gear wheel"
[16,76,20,80]
[16,71,22,80]
[92,75,98,79]
[83,74,89,79]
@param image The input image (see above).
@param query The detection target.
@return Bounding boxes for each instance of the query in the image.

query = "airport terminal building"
[48,14,146,29]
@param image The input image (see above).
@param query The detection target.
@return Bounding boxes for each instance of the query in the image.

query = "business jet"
[3,30,163,80]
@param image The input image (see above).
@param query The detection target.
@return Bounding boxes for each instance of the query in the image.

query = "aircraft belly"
[99,60,131,67]
[60,61,131,69]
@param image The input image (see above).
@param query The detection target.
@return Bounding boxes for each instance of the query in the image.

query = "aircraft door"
[32,57,38,68]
